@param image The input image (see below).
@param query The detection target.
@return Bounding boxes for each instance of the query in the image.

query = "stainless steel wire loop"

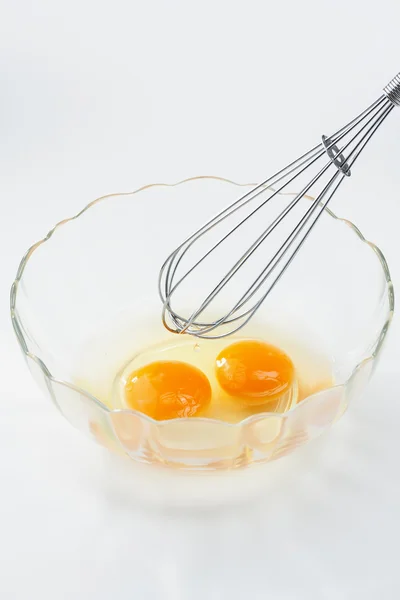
[159,73,400,338]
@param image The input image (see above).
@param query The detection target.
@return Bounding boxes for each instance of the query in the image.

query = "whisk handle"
[384,73,400,106]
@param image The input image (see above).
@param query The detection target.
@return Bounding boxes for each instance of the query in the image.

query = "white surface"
[1,1,400,598]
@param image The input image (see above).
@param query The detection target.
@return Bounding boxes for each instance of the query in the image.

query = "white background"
[1,1,400,598]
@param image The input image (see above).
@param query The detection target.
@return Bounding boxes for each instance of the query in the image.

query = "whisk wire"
[161,95,389,309]
[160,74,399,338]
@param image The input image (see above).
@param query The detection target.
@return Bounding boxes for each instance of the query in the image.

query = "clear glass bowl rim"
[10,175,395,428]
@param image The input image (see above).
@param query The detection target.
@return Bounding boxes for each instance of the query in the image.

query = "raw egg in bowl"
[10,177,393,471]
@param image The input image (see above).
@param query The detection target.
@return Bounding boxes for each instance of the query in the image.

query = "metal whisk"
[159,73,400,339]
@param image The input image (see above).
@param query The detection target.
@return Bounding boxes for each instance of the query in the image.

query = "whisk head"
[159,73,400,339]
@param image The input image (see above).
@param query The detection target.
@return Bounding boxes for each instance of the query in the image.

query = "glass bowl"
[10,176,394,471]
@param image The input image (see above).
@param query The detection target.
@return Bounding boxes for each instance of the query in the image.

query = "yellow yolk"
[215,340,295,406]
[124,360,212,420]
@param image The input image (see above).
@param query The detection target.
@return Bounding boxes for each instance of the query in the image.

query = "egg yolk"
[124,360,211,420]
[215,340,294,406]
